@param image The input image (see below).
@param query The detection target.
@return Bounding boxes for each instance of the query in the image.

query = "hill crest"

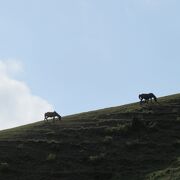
[0,93,180,180]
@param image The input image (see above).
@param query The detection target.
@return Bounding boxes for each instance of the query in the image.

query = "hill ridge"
[0,93,180,180]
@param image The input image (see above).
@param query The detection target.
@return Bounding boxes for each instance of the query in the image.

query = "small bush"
[17,144,24,149]
[172,108,178,113]
[89,155,99,162]
[105,123,130,134]
[131,118,145,130]
[0,162,9,173]
[147,121,158,132]
[173,140,180,148]
[47,140,59,144]
[46,153,56,161]
[147,167,179,180]
[103,136,113,143]
[110,173,123,180]
[45,131,55,136]
[89,153,105,163]
[125,139,140,147]
[176,117,180,121]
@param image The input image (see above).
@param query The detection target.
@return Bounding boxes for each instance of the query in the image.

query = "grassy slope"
[0,93,180,180]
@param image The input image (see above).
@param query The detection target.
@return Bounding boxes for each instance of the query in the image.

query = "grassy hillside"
[0,93,180,180]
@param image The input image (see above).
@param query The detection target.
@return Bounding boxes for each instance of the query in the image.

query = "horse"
[139,93,157,104]
[44,111,61,122]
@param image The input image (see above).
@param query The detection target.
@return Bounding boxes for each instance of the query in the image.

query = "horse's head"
[54,111,60,116]
[139,94,142,100]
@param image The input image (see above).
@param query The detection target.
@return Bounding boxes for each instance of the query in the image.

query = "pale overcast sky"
[0,0,179,129]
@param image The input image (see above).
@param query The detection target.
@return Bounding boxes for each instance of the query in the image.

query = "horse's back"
[45,112,51,116]
[45,111,61,119]
[149,93,154,96]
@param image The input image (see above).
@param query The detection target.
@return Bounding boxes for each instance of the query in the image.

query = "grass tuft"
[46,153,56,161]
[0,162,9,173]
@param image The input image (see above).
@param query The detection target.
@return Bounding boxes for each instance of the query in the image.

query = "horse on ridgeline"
[139,93,157,104]
[44,111,61,122]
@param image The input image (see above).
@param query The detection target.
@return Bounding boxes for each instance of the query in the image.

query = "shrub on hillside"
[110,173,123,180]
[103,136,113,144]
[0,162,9,173]
[105,123,131,135]
[17,144,24,149]
[131,117,145,131]
[125,139,141,148]
[89,153,105,164]
[176,117,180,121]
[46,153,56,161]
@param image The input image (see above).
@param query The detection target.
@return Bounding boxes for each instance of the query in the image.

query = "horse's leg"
[44,116,47,122]
[140,99,142,105]
[139,97,144,105]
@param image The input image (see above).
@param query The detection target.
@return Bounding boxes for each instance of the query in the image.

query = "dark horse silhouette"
[44,111,61,122]
[139,93,157,104]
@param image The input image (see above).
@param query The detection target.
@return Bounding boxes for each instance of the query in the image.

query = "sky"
[0,0,179,130]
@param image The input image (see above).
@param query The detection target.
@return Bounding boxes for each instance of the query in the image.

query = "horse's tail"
[139,94,142,100]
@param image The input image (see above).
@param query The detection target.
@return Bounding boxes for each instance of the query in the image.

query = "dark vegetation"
[0,93,180,180]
